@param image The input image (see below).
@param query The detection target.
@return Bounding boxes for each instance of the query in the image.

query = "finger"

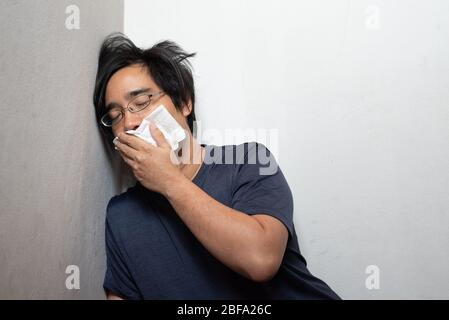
[116,132,146,151]
[169,149,181,165]
[149,123,171,149]
[119,149,135,167]
[114,138,139,161]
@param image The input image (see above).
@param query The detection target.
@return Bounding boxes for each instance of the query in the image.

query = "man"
[93,32,341,300]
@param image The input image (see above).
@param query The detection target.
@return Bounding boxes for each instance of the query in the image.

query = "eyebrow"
[105,87,152,110]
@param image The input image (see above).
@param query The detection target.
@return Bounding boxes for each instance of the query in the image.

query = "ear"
[181,100,192,117]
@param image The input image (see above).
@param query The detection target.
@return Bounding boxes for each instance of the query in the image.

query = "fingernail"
[113,137,119,144]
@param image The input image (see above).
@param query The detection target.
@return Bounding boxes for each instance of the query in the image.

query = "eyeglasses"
[101,91,165,127]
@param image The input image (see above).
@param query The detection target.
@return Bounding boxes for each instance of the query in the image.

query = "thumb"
[149,123,171,149]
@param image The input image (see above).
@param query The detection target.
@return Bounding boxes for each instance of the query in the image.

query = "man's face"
[105,64,192,138]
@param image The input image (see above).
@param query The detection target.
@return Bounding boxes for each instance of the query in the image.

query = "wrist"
[163,171,190,200]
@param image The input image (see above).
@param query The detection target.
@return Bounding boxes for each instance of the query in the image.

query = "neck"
[178,133,204,181]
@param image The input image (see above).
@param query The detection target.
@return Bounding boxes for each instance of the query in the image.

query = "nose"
[122,110,142,131]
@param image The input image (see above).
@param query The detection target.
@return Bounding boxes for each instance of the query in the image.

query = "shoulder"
[106,186,138,221]
[235,142,279,176]
[204,141,278,177]
[240,141,272,159]
[208,142,272,164]
[105,183,160,228]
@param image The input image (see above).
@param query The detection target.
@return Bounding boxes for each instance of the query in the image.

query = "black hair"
[93,32,197,154]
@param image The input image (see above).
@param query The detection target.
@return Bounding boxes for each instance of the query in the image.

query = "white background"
[125,0,449,299]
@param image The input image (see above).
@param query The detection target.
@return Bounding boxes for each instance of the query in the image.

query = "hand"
[113,123,185,196]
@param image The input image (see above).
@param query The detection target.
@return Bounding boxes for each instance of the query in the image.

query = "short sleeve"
[231,142,295,239]
[103,200,141,300]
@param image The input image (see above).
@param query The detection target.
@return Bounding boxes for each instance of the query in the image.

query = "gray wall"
[0,0,123,299]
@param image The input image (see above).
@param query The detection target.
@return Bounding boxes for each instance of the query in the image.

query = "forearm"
[164,175,271,281]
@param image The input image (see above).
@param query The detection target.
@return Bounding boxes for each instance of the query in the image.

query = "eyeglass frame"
[100,90,165,127]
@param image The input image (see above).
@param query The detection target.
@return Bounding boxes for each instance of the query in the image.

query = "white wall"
[125,0,449,299]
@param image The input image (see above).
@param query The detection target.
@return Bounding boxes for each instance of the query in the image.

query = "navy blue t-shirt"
[103,142,341,299]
